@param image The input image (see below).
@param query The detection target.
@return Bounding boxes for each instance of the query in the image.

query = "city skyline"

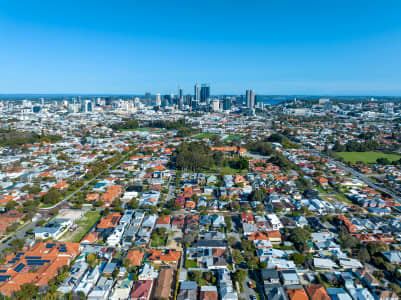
[1,1,401,95]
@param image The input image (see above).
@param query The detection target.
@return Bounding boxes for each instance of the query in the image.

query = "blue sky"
[1,0,401,95]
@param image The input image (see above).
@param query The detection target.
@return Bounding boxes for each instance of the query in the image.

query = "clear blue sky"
[1,0,401,95]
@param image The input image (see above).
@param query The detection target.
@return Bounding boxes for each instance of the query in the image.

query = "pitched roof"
[146,249,181,263]
[286,288,309,300]
[157,216,171,225]
[154,268,174,299]
[0,242,80,296]
[305,285,330,300]
[130,280,153,299]
[126,250,145,266]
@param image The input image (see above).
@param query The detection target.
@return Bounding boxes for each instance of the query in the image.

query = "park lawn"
[319,194,334,203]
[336,152,401,164]
[206,165,248,175]
[122,128,165,133]
[224,134,242,140]
[185,259,198,268]
[61,210,101,243]
[192,133,217,139]
[334,192,353,204]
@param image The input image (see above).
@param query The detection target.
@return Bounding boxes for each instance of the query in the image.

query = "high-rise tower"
[194,84,200,101]
[200,84,210,104]
[246,89,255,109]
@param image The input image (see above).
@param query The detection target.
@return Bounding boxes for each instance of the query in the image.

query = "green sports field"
[192,133,217,139]
[224,134,243,140]
[336,152,401,164]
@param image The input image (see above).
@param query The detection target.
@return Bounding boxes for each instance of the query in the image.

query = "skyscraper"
[155,93,161,106]
[84,100,92,112]
[105,96,112,106]
[194,84,200,101]
[211,99,220,112]
[246,89,255,109]
[162,94,171,107]
[185,95,192,106]
[178,86,183,100]
[200,84,210,104]
[223,98,232,111]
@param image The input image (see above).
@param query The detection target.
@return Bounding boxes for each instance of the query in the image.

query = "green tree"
[233,269,247,283]
[357,247,371,263]
[12,283,39,300]
[9,238,24,253]
[248,189,265,202]
[232,249,244,265]
[225,216,232,232]
[290,253,306,266]
[86,253,97,268]
[188,270,202,283]
[5,200,18,210]
[228,236,237,248]
[41,188,61,205]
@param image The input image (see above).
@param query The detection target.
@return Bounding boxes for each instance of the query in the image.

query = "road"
[0,217,43,251]
[315,151,401,203]
[252,147,401,203]
[40,152,133,211]
[240,275,256,300]
[165,172,175,202]
[1,151,135,252]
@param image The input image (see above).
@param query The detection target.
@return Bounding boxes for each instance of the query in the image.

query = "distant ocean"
[261,99,287,105]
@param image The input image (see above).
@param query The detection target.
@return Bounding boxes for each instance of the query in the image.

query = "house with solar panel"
[0,242,80,296]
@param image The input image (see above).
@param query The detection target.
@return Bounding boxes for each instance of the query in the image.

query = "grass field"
[122,128,165,133]
[192,133,217,139]
[334,192,353,204]
[224,134,242,140]
[61,210,101,243]
[336,152,401,164]
[206,165,248,175]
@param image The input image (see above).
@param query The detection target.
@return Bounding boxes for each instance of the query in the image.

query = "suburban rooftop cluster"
[0,94,401,300]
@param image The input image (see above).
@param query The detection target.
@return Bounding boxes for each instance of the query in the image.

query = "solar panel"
[14,263,25,272]
[27,262,44,266]
[8,258,19,264]
[26,260,49,266]
[25,256,41,259]
[0,275,11,282]
[46,243,56,248]
[0,270,6,273]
